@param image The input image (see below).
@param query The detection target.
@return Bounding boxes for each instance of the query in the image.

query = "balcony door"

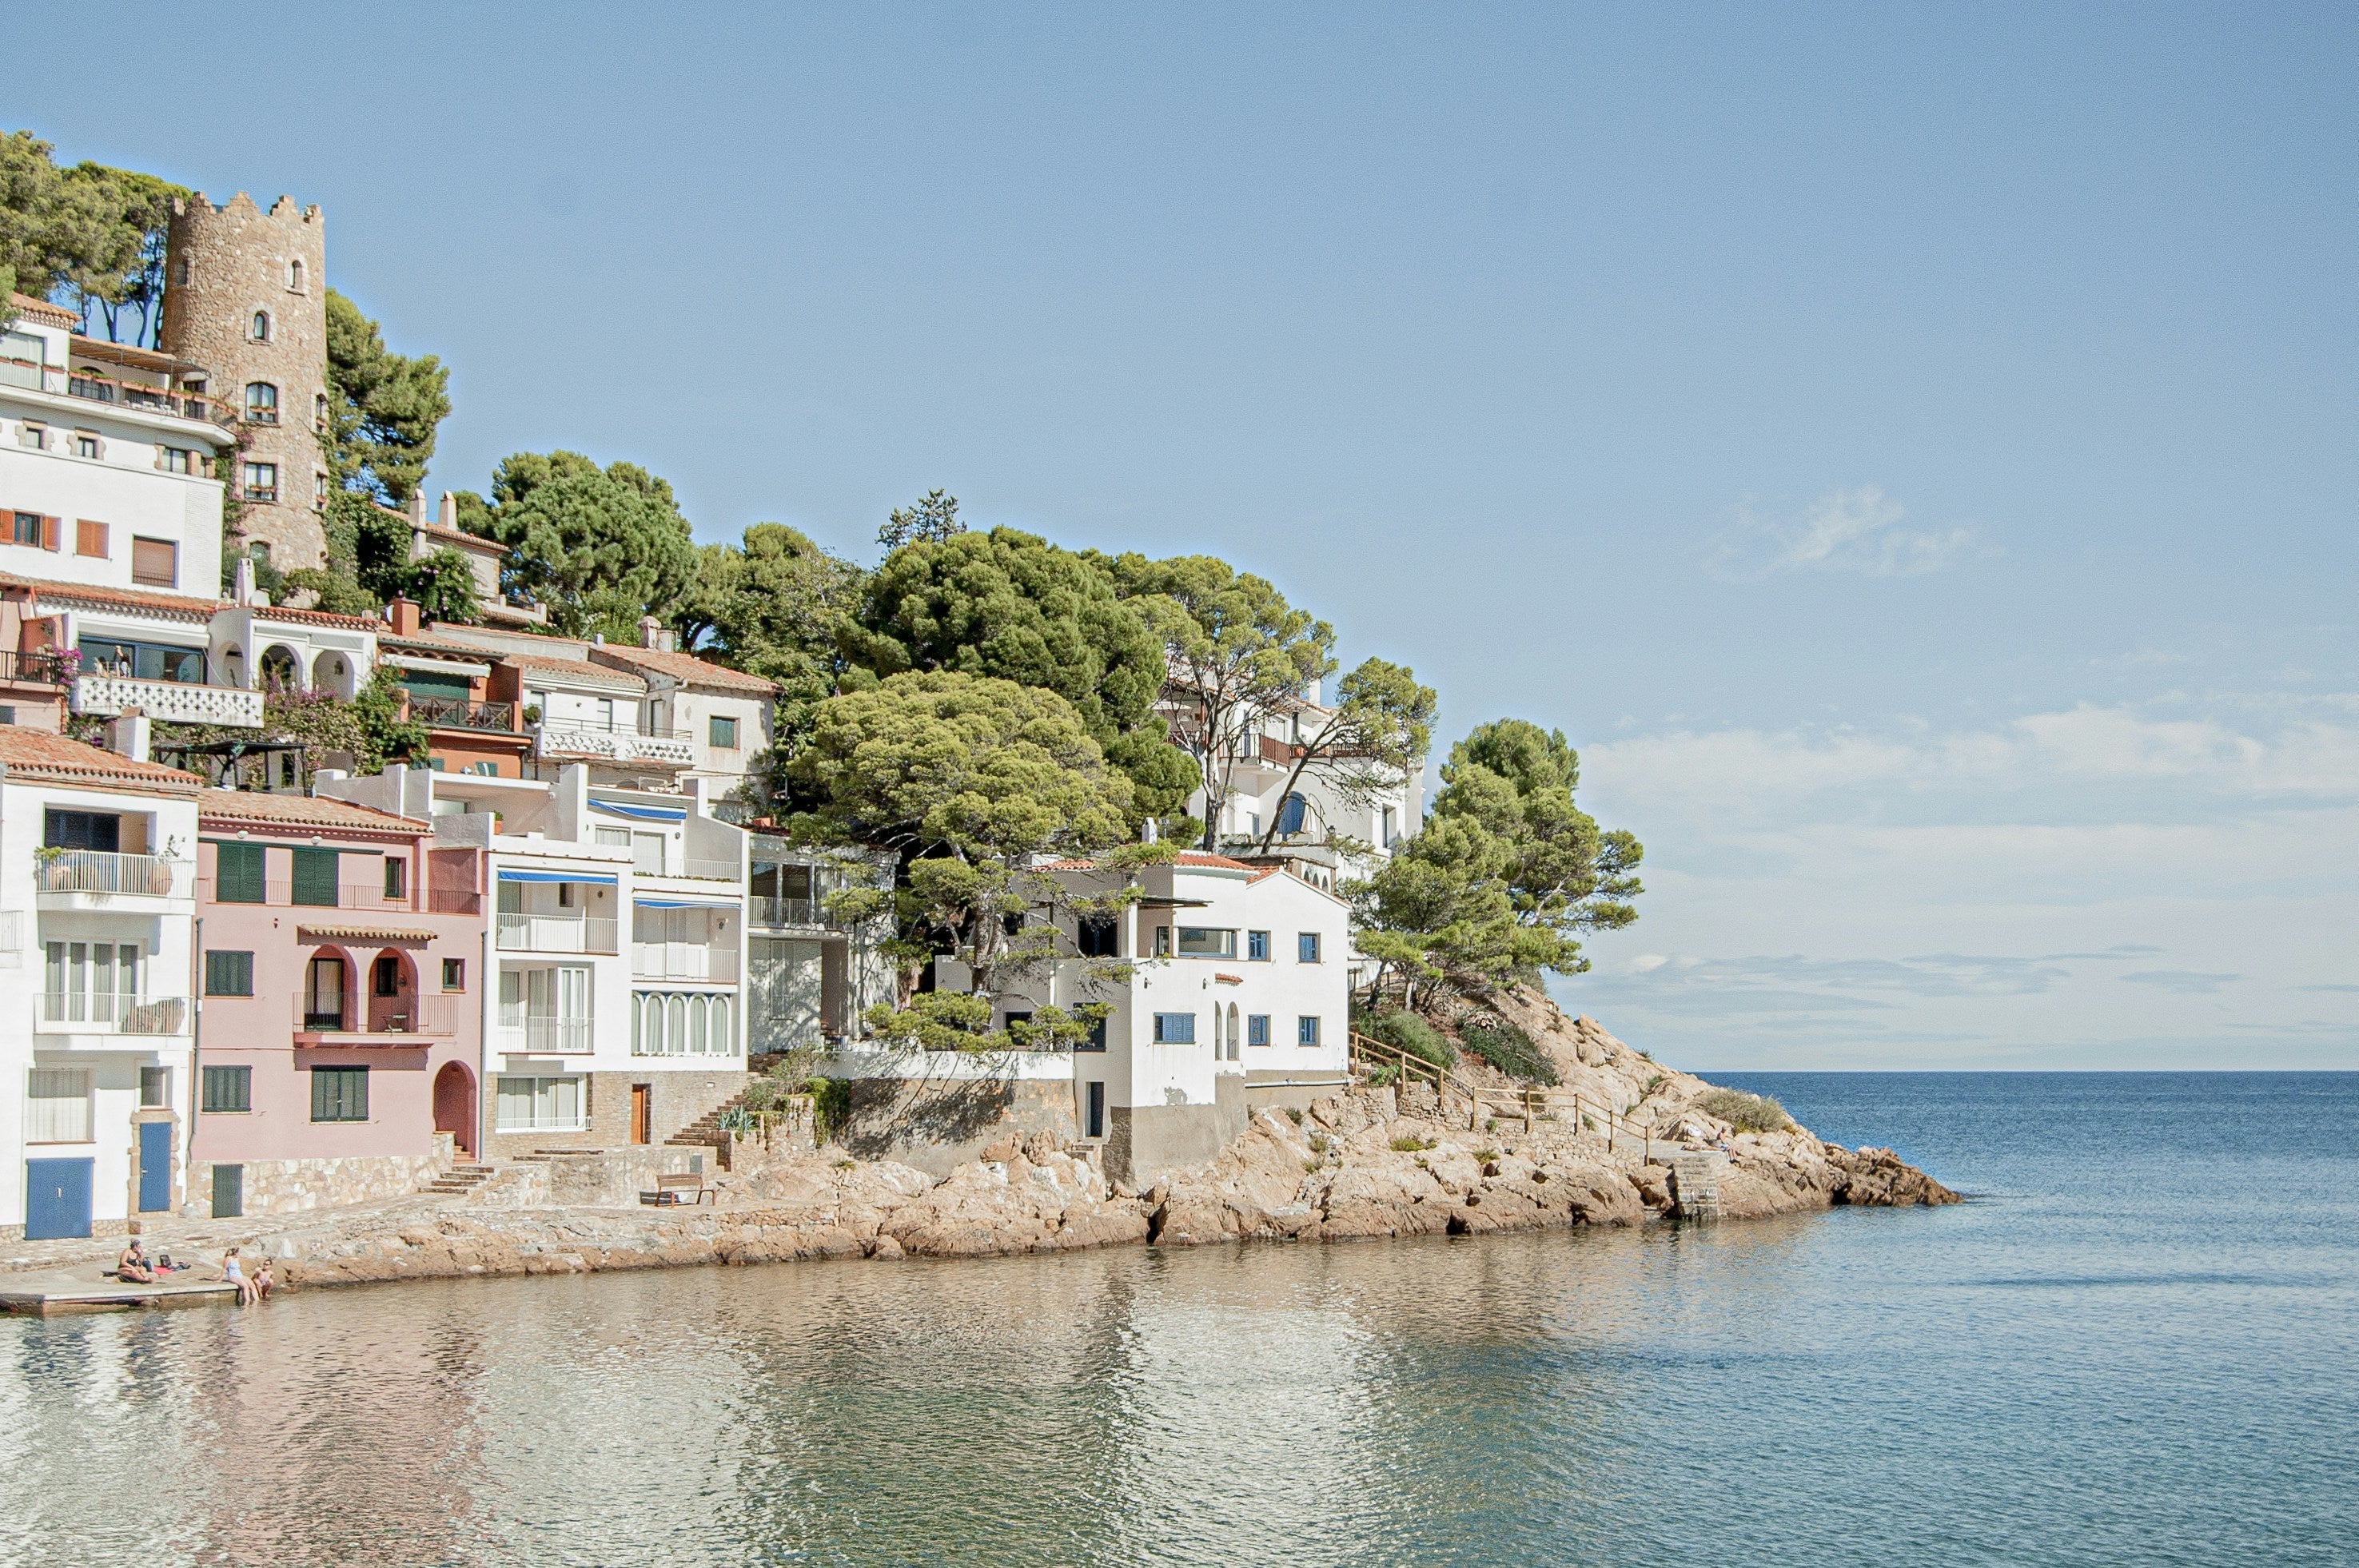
[305,955,347,1030]
[500,965,592,1052]
[45,941,137,1025]
[42,810,121,852]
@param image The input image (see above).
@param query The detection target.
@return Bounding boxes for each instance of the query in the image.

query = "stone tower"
[160,193,330,571]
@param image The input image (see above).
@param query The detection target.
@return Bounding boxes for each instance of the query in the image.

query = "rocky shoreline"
[2,1008,1956,1299]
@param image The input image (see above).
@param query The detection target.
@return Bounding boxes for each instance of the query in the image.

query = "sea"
[0,1072,2351,1566]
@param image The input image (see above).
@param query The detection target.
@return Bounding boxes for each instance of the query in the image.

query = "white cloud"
[1710,484,1977,579]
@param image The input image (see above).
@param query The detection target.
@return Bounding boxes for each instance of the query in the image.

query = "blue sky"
[25,3,2357,1068]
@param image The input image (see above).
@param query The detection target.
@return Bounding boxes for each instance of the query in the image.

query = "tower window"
[314,472,329,509]
[242,461,278,502]
[287,259,306,293]
[244,382,279,424]
[313,391,329,431]
[249,311,271,342]
[177,258,192,286]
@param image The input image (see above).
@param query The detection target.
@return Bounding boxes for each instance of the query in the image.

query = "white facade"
[2,304,233,601]
[317,762,748,1144]
[0,736,201,1238]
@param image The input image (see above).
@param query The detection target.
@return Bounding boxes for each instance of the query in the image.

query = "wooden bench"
[639,1172,715,1207]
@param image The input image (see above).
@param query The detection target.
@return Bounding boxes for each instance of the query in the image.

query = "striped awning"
[297,925,436,945]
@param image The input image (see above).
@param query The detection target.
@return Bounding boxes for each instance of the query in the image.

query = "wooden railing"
[1348,1031,1655,1161]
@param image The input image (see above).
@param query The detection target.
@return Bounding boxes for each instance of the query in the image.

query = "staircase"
[667,1095,751,1169]
[426,1163,495,1196]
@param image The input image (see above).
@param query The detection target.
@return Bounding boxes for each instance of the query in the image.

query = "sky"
[21,3,2357,1069]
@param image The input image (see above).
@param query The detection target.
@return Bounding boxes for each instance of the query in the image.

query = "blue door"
[137,1122,171,1212]
[25,1159,93,1240]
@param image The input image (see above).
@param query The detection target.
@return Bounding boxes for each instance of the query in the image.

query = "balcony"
[496,913,619,953]
[198,878,425,912]
[406,695,516,734]
[632,943,741,983]
[0,355,233,428]
[71,673,262,728]
[532,723,696,769]
[749,893,832,929]
[38,994,189,1037]
[36,851,183,903]
[292,993,461,1044]
[0,649,75,686]
[494,1017,593,1054]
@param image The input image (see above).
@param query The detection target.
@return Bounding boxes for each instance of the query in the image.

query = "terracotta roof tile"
[1173,851,1253,870]
[2,573,220,622]
[197,789,424,834]
[249,604,381,631]
[0,729,202,792]
[500,650,646,690]
[588,643,775,695]
[6,293,78,330]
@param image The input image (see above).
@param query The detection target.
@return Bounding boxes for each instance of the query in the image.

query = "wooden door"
[630,1084,652,1145]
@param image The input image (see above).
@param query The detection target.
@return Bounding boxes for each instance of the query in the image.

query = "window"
[1076,917,1119,958]
[384,857,408,900]
[313,392,328,431]
[43,810,120,851]
[292,846,340,906]
[201,1065,252,1113]
[79,639,204,683]
[1247,1013,1271,1047]
[213,842,265,903]
[1277,792,1309,837]
[243,460,277,501]
[372,955,401,997]
[594,826,632,850]
[18,424,43,450]
[496,1075,584,1132]
[501,966,592,1051]
[204,950,255,997]
[75,519,108,557]
[1078,1013,1109,1051]
[596,697,616,732]
[632,992,735,1057]
[1151,1012,1196,1045]
[632,833,664,876]
[1176,927,1236,958]
[1247,930,1270,961]
[26,1068,92,1144]
[45,941,138,1025]
[10,511,41,545]
[1298,1016,1322,1047]
[1085,1080,1106,1139]
[314,471,329,509]
[140,1067,171,1108]
[1381,806,1398,848]
[288,258,306,292]
[442,957,465,992]
[1153,926,1171,957]
[310,1066,368,1122]
[305,955,347,1029]
[249,310,271,342]
[1298,932,1322,964]
[160,446,194,475]
[73,432,98,459]
[177,257,191,286]
[130,536,177,587]
[709,714,738,749]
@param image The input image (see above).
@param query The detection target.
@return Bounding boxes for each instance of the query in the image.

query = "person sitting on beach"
[212,1247,258,1307]
[250,1256,274,1301]
[115,1241,157,1283]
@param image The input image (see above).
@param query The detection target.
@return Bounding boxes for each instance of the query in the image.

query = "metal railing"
[38,994,189,1035]
[0,354,234,426]
[406,695,516,734]
[748,893,847,929]
[0,649,75,685]
[496,1017,593,1053]
[678,855,741,882]
[632,943,742,983]
[495,913,620,953]
[35,851,181,897]
[199,878,418,911]
[292,993,461,1037]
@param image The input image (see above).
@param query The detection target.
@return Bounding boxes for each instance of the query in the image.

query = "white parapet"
[70,675,263,728]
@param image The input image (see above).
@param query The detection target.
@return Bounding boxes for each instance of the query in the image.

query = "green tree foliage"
[458,451,698,640]
[787,671,1137,1040]
[875,488,965,551]
[1096,551,1334,845]
[1252,656,1437,853]
[404,547,482,623]
[1456,1017,1559,1085]
[674,522,863,709]
[0,133,184,343]
[1350,718,1643,1001]
[846,527,1196,822]
[1361,1009,1453,1071]
[324,289,450,506]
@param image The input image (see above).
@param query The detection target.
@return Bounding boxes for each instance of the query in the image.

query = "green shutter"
[311,1066,367,1122]
[212,842,265,903]
[291,847,340,907]
[204,950,254,997]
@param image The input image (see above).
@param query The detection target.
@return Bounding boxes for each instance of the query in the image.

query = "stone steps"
[425,1164,496,1196]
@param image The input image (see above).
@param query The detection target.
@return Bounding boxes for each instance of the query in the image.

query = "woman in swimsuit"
[213,1247,258,1306]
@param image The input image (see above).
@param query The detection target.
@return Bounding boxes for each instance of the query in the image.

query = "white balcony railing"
[496,1017,593,1053]
[495,913,620,953]
[36,851,183,897]
[632,943,741,983]
[533,724,696,768]
[38,994,190,1035]
[70,674,263,728]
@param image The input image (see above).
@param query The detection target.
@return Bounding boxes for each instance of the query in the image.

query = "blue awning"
[634,897,735,909]
[497,869,618,886]
[591,801,686,822]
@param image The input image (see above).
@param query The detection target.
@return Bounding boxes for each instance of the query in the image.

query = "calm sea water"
[1,1072,2352,1567]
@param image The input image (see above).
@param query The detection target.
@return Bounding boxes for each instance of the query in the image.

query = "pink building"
[190,790,486,1217]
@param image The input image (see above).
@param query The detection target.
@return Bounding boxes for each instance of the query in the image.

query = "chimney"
[639,615,665,651]
[407,491,426,526]
[106,711,151,764]
[387,596,421,635]
[1142,818,1158,845]
[438,491,459,529]
[230,555,260,607]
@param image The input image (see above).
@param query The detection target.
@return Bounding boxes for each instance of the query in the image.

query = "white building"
[317,761,750,1156]
[412,624,701,789]
[588,619,777,801]
[938,850,1353,1186]
[0,724,204,1239]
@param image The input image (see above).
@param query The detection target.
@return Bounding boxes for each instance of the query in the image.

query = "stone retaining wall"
[189,1153,447,1219]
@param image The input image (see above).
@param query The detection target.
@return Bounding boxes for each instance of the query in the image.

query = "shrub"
[807,1076,852,1144]
[1284,1106,1305,1125]
[1390,1133,1437,1152]
[1364,1010,1453,1071]
[1456,1018,1559,1085]
[1365,1062,1401,1088]
[1695,1087,1793,1135]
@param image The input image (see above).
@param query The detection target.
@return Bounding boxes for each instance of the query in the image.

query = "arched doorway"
[432,1061,476,1158]
[260,644,302,694]
[313,649,357,700]
[365,947,418,1033]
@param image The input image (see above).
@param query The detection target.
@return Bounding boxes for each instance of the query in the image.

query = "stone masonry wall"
[189,1153,446,1219]
[161,193,330,570]
[480,1069,749,1162]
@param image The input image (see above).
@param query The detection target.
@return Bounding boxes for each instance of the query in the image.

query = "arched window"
[313,391,329,431]
[1276,792,1309,837]
[244,382,279,424]
[177,258,191,286]
[287,258,306,292]
[249,310,271,342]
